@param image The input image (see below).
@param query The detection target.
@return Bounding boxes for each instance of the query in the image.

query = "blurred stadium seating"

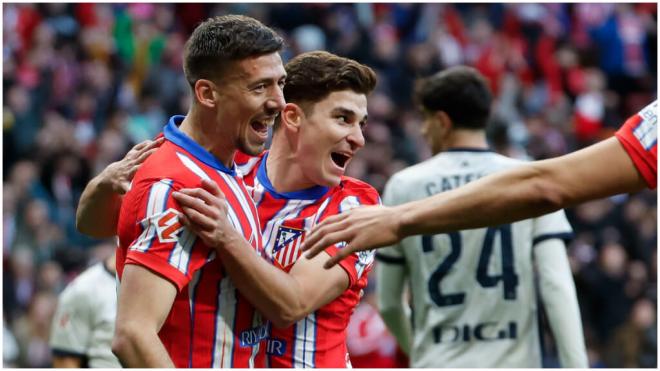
[3,3,656,367]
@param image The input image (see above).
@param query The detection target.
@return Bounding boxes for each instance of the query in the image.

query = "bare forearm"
[398,138,645,238]
[112,327,174,367]
[397,164,558,237]
[76,175,122,238]
[216,236,306,327]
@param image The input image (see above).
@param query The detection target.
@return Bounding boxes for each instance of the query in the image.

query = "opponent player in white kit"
[375,66,588,367]
[49,252,121,368]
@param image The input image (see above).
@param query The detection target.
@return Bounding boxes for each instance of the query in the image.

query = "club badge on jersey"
[272,225,305,269]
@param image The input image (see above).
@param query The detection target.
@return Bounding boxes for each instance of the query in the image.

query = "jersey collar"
[256,152,330,200]
[163,115,236,176]
[445,147,492,153]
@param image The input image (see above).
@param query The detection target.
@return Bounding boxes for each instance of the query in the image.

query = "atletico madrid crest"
[272,225,305,267]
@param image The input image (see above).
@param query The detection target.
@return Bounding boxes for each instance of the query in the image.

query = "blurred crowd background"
[2,3,657,368]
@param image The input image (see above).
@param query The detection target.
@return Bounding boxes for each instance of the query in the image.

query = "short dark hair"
[183,15,284,87]
[414,66,492,129]
[276,51,377,129]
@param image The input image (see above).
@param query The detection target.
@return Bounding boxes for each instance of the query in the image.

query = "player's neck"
[439,129,488,154]
[266,135,317,193]
[179,108,236,168]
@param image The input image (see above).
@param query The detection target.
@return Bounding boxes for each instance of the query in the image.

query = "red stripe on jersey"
[116,140,263,368]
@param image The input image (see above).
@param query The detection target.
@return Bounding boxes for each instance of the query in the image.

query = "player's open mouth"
[330,152,351,168]
[250,119,271,137]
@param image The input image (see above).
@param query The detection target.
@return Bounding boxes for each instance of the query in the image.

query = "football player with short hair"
[374,66,587,367]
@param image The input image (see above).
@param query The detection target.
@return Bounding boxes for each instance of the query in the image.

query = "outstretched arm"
[303,137,646,267]
[76,138,163,238]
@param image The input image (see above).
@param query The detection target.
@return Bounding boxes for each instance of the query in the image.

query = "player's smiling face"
[295,90,368,187]
[214,53,287,156]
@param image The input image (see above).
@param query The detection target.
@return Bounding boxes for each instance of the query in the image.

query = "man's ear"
[436,110,453,133]
[193,79,217,108]
[280,103,304,132]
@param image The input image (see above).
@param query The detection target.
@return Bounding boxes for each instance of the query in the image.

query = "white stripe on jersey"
[311,197,332,226]
[249,312,263,368]
[293,313,317,368]
[236,156,261,177]
[213,277,237,368]
[188,268,202,316]
[281,237,302,267]
[168,227,196,274]
[218,171,260,250]
[634,101,658,150]
[251,176,266,206]
[131,179,173,252]
[176,152,212,180]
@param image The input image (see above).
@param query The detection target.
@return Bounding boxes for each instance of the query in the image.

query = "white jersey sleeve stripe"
[167,227,197,274]
[131,179,174,252]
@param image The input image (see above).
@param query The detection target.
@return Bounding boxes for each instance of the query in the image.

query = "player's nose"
[347,124,366,150]
[266,85,286,113]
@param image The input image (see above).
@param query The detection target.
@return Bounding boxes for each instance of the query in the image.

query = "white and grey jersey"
[50,262,121,368]
[378,149,581,368]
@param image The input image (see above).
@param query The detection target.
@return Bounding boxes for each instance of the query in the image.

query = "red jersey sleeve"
[322,181,382,286]
[615,101,657,189]
[121,178,213,291]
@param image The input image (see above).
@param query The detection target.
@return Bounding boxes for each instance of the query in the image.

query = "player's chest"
[258,198,332,269]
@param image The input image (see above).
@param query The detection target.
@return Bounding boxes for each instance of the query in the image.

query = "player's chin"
[319,170,342,188]
[240,140,267,157]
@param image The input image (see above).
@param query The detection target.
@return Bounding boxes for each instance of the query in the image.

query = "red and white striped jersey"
[116,116,266,368]
[236,152,380,368]
[615,100,657,189]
